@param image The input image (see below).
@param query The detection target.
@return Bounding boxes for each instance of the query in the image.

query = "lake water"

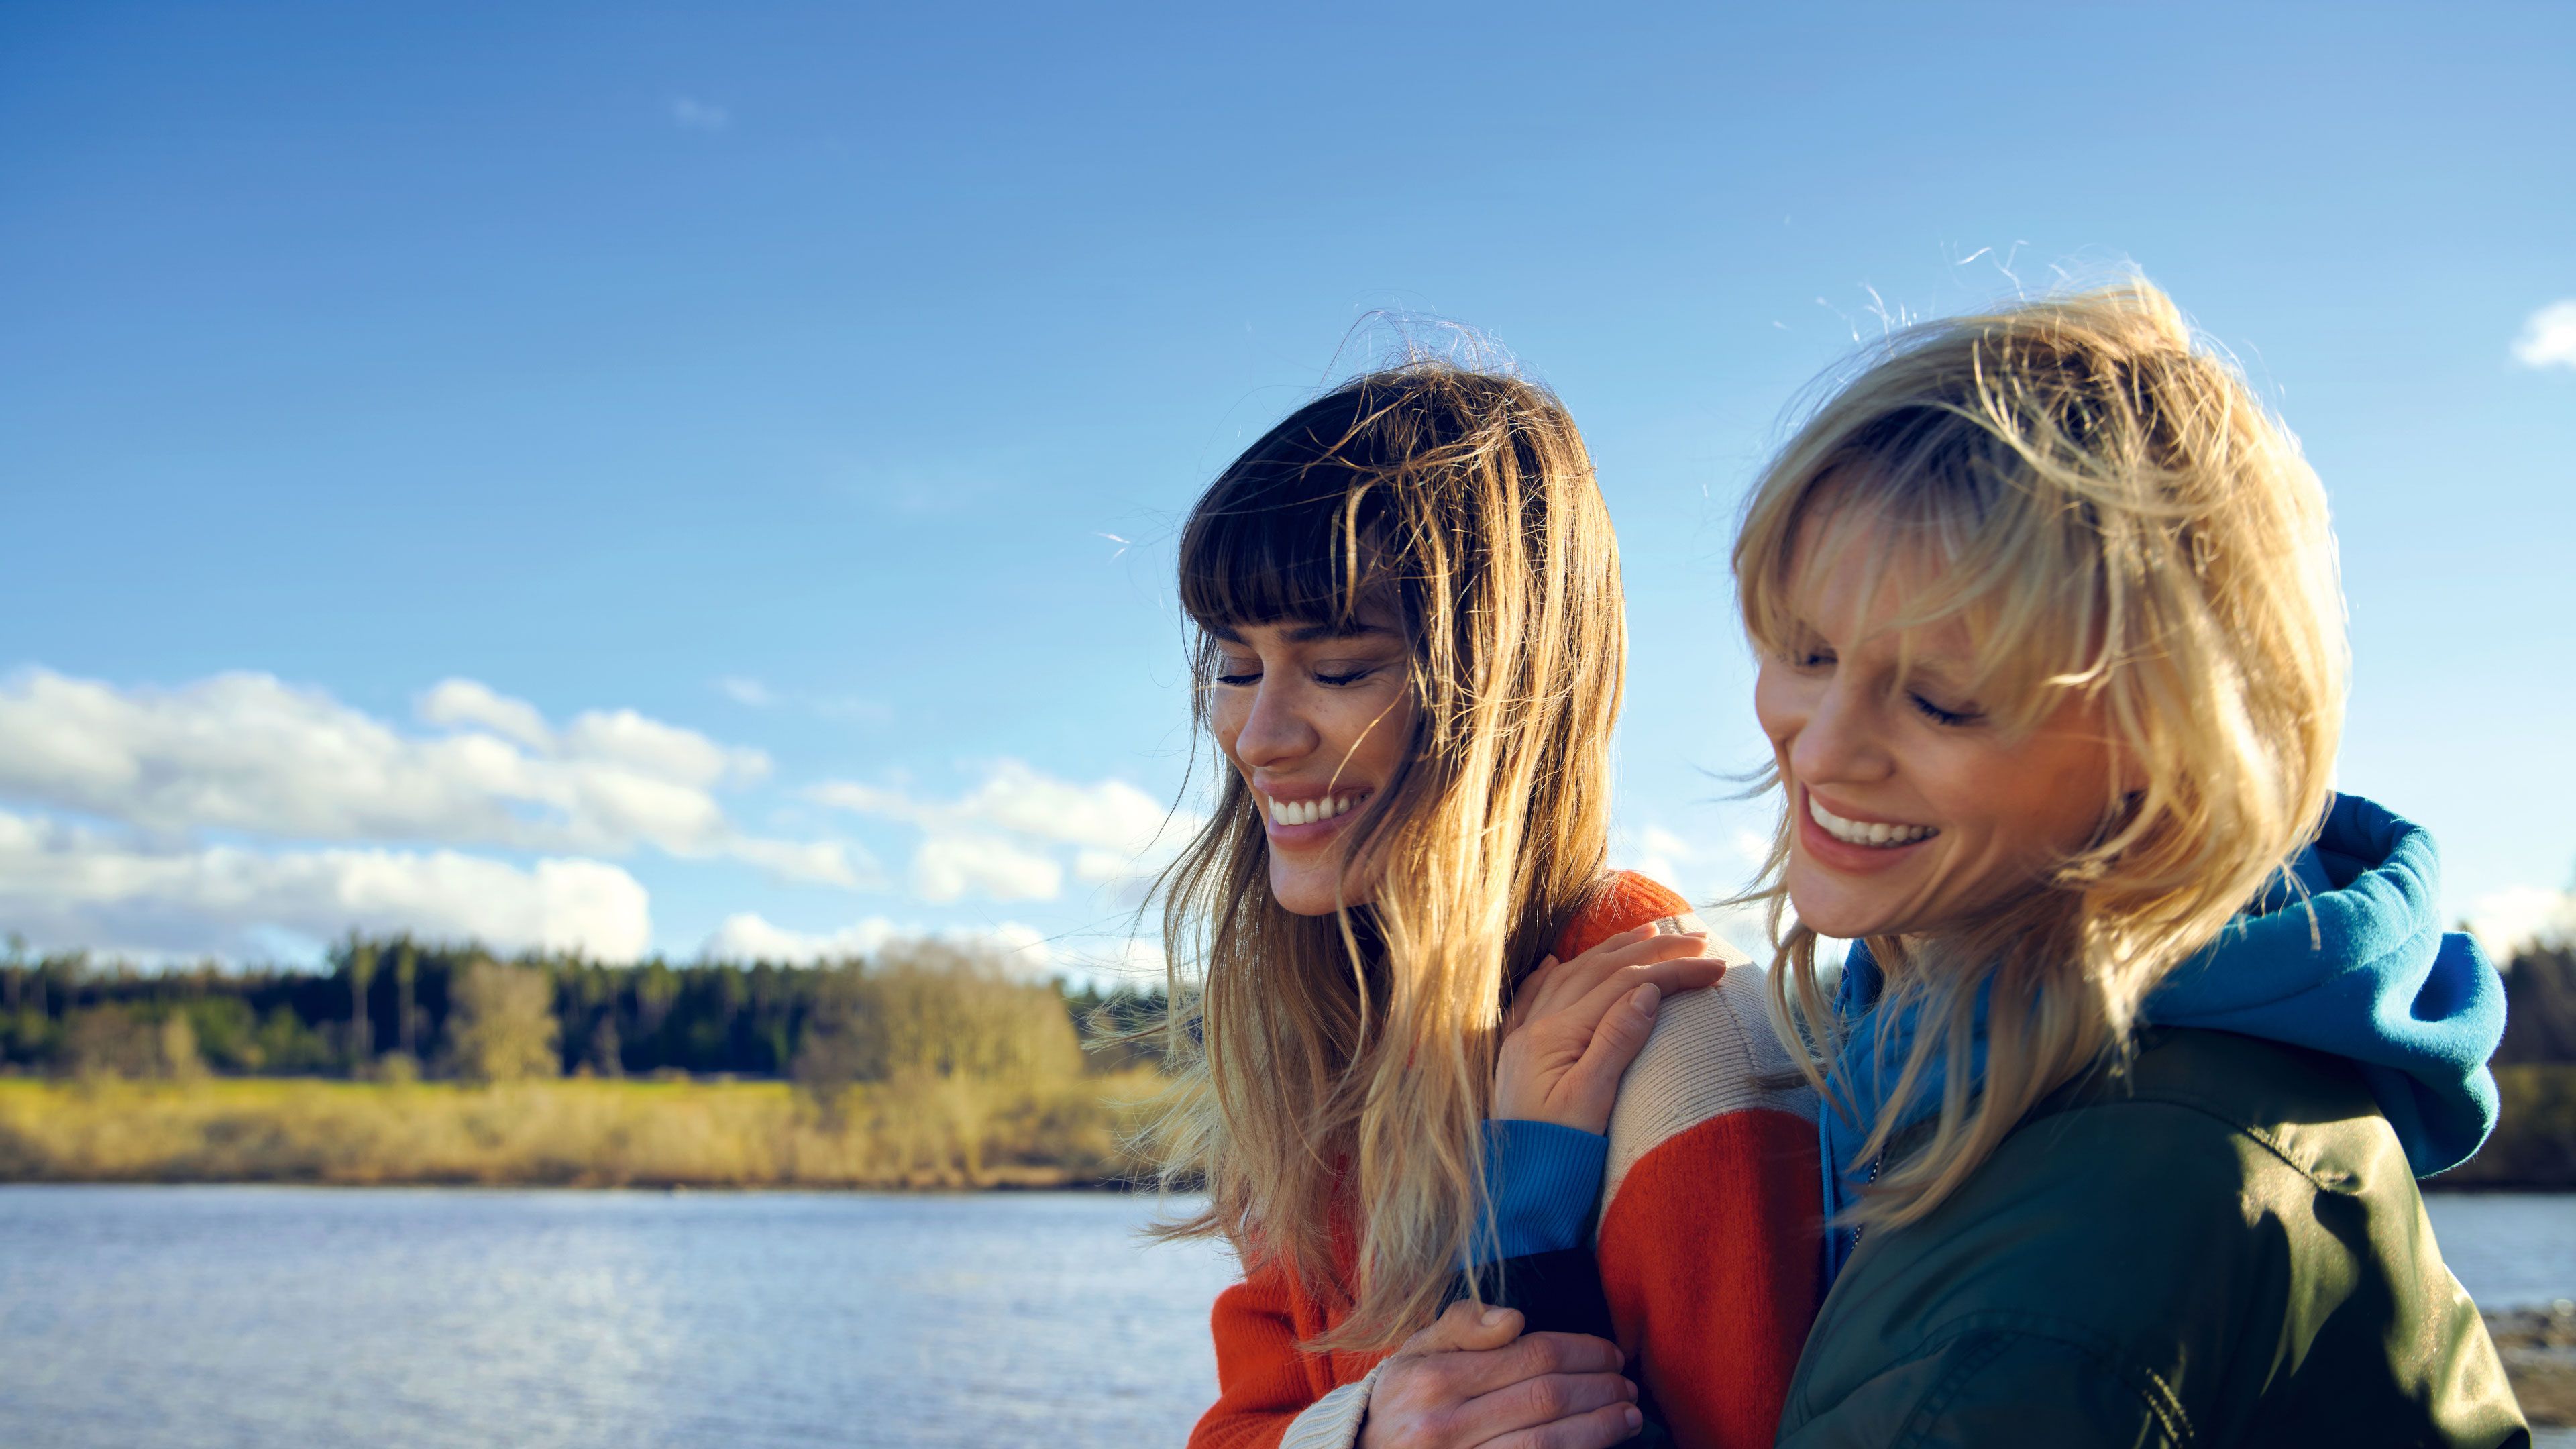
[0,1185,2567,1448]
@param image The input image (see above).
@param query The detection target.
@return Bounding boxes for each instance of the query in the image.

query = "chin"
[1784,878,1894,942]
[1267,871,1340,917]
[1269,863,1377,918]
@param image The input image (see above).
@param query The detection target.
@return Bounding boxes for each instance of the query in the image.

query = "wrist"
[1475,1118,1608,1262]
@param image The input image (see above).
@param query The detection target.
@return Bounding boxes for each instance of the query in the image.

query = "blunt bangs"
[1177,376,1466,635]
[1178,457,1391,633]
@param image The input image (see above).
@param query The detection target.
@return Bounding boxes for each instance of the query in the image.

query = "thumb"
[1408,1299,1523,1355]
[1552,983,1663,1130]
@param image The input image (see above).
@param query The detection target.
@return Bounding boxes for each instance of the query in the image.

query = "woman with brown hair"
[1146,362,1823,1449]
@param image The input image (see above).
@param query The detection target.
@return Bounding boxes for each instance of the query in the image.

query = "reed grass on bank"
[4,1063,2569,1191]
[0,1072,1168,1189]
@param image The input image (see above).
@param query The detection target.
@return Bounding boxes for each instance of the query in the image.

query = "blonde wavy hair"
[1141,361,1625,1351]
[1735,280,2347,1230]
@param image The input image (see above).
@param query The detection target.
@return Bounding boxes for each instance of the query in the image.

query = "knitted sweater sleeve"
[1184,873,1699,1449]
[1593,965,1823,1449]
[1191,1257,1394,1449]
[1475,932,1824,1449]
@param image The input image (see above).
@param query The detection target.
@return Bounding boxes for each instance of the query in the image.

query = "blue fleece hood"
[1817,792,2506,1281]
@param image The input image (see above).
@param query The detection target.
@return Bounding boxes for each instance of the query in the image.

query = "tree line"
[3,932,2567,1081]
[0,933,1171,1089]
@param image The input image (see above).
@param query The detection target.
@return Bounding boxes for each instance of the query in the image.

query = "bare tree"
[446,959,561,1084]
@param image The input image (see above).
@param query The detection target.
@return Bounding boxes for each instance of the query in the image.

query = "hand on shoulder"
[1493,924,1733,1134]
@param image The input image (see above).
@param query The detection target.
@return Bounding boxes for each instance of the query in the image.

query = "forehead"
[1785,507,1976,659]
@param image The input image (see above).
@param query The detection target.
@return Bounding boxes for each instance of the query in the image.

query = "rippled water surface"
[3,1186,2567,1447]
[2422,1192,2576,1309]
[0,1186,1238,1449]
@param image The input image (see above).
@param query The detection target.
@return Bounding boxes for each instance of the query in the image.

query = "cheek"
[1751,663,1797,749]
[1208,693,1249,764]
[1342,688,1415,773]
[1932,734,2110,851]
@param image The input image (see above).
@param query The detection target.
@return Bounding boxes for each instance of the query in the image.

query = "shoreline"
[0,1074,1164,1191]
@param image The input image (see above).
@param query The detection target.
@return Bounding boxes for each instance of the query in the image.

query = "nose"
[1231,676,1316,770]
[1790,676,1892,788]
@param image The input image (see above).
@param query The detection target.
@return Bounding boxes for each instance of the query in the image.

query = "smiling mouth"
[1808,792,1939,848]
[1263,790,1368,827]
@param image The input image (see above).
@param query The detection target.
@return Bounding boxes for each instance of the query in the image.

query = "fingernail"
[1632,983,1660,1010]
[1624,1406,1644,1430]
[1481,1307,1510,1327]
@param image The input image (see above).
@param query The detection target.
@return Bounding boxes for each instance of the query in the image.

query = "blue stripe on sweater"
[1474,1117,1608,1264]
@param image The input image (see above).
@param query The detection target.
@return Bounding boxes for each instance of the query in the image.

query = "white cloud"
[670,97,731,133]
[2511,300,2576,370]
[419,678,551,749]
[699,912,1055,979]
[716,676,775,708]
[808,779,913,819]
[0,668,849,888]
[700,912,899,963]
[957,761,1176,851]
[2469,885,2576,959]
[722,836,875,890]
[557,707,768,788]
[813,759,1185,852]
[0,808,651,961]
[914,833,1065,903]
[810,759,1195,902]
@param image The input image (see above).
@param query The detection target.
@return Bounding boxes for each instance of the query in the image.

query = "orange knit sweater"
[1187,873,1823,1449]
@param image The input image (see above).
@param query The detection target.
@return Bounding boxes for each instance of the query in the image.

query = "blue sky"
[3,2,2571,976]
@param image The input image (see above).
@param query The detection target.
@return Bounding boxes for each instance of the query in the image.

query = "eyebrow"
[1206,621,1394,645]
[1788,614,1975,682]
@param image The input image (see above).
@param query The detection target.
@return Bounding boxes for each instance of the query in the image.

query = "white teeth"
[1267,792,1362,826]
[1807,793,1937,849]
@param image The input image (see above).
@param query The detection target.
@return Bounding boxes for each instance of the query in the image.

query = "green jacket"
[1778,1028,2528,1448]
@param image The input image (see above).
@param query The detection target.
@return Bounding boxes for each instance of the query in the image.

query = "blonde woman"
[1708,282,2520,1444]
[1153,364,1823,1449]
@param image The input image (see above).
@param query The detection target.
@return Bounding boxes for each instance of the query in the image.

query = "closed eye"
[1911,694,1982,727]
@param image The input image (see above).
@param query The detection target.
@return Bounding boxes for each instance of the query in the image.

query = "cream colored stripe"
[1598,960,1815,1226]
[1278,1361,1386,1449]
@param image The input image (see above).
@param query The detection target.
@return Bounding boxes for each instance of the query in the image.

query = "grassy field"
[0,1071,1168,1189]
[4,1062,2567,1191]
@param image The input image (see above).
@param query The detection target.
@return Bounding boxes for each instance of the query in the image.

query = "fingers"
[1547,984,1664,1128]
[1440,1330,1623,1400]
[1405,1299,1525,1356]
[1560,955,1726,1035]
[1478,1401,1647,1449]
[1523,928,1711,1019]
[1454,1370,1638,1446]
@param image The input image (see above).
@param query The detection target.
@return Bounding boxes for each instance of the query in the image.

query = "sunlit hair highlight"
[1734,280,2347,1230]
[1140,360,1625,1352]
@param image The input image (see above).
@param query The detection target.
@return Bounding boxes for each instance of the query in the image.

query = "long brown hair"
[1140,360,1627,1350]
[1734,281,2346,1230]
